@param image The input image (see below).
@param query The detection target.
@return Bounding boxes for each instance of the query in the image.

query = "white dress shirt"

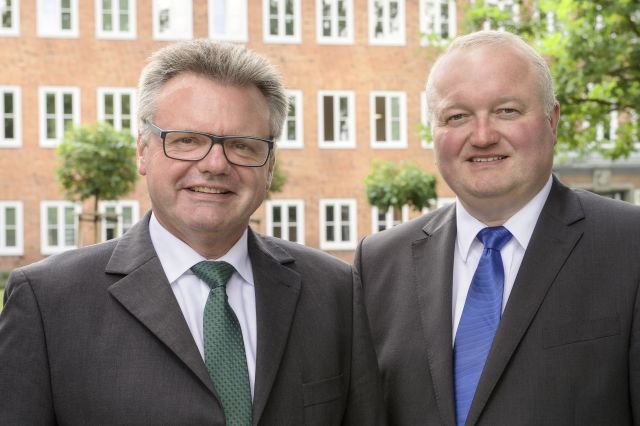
[452,176,553,343]
[149,213,257,398]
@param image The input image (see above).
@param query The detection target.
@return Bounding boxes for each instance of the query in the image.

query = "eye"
[497,108,519,116]
[449,114,464,121]
[176,137,196,144]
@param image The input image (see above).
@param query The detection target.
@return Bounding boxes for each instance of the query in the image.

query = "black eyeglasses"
[146,122,274,167]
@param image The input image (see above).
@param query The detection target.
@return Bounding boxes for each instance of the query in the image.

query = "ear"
[137,131,148,176]
[549,102,560,144]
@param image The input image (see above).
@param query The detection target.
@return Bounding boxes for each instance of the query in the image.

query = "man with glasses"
[0,40,383,425]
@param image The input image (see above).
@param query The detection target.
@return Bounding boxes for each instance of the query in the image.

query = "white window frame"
[152,0,193,40]
[0,85,21,148]
[97,87,137,136]
[0,0,20,36]
[420,90,433,149]
[98,200,139,242]
[208,0,247,42]
[265,199,305,244]
[263,0,301,44]
[318,90,356,149]
[40,201,81,255]
[371,204,409,233]
[482,0,519,31]
[319,198,357,250]
[96,0,137,39]
[278,89,304,149]
[419,0,456,46]
[316,0,354,44]
[369,0,405,46]
[37,0,79,38]
[370,91,407,148]
[0,201,23,256]
[39,86,80,148]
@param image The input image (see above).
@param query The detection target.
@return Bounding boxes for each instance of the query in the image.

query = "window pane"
[47,119,56,139]
[326,205,334,221]
[46,93,56,114]
[5,207,15,225]
[323,96,334,141]
[121,94,130,114]
[103,13,113,31]
[63,93,73,114]
[273,205,281,222]
[4,118,13,139]
[104,94,114,115]
[5,229,16,247]
[375,97,386,141]
[339,97,349,140]
[4,92,13,114]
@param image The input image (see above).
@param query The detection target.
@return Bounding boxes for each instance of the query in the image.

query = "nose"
[196,143,231,174]
[469,116,499,147]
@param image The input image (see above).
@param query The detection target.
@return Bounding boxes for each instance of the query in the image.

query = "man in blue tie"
[355,30,640,425]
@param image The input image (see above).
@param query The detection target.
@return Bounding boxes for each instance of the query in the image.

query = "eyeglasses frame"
[145,121,274,167]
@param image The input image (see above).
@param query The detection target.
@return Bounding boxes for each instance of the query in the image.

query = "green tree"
[267,157,286,197]
[56,123,138,244]
[463,0,640,159]
[364,159,437,211]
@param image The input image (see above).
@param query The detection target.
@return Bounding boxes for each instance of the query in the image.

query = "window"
[41,201,80,255]
[0,202,22,255]
[320,199,357,250]
[317,0,353,44]
[420,91,432,148]
[371,91,406,148]
[369,0,405,45]
[482,0,519,30]
[279,90,303,148]
[0,0,19,36]
[96,0,136,39]
[596,110,618,148]
[39,86,80,148]
[208,0,247,41]
[263,0,301,43]
[99,200,139,242]
[318,90,355,149]
[420,0,455,45]
[97,88,137,136]
[152,0,193,40]
[0,86,21,148]
[266,199,304,244]
[371,205,409,233]
[37,0,79,38]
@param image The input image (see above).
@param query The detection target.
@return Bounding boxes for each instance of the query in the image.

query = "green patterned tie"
[191,261,252,426]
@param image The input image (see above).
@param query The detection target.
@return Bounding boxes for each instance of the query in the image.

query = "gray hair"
[137,39,289,143]
[426,30,557,119]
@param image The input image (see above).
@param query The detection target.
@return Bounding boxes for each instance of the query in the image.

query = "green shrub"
[0,270,9,289]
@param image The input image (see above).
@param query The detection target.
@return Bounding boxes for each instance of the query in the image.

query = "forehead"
[432,45,538,108]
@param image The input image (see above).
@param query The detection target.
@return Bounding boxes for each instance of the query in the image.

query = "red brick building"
[0,0,638,270]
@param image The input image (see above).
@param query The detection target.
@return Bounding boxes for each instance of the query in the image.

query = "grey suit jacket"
[0,212,383,425]
[355,178,640,425]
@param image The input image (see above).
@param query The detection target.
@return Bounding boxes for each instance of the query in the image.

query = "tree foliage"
[364,159,437,211]
[463,0,640,159]
[56,123,138,242]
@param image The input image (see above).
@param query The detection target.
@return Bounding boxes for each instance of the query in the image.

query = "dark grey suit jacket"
[355,178,640,425]
[0,212,383,425]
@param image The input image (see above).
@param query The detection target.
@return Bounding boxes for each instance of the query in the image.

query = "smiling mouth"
[470,156,507,163]
[189,186,230,194]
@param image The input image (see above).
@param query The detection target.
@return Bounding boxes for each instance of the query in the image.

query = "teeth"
[472,156,505,163]
[191,186,226,194]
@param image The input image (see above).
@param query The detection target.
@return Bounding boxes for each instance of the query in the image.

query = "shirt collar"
[455,175,553,261]
[149,212,254,285]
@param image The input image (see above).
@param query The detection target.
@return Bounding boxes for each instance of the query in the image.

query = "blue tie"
[453,226,512,426]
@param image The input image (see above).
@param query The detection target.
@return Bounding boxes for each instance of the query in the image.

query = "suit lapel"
[413,205,458,426]
[105,212,216,396]
[248,231,301,426]
[466,179,585,425]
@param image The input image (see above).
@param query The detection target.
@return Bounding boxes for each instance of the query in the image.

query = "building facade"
[0,0,638,270]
